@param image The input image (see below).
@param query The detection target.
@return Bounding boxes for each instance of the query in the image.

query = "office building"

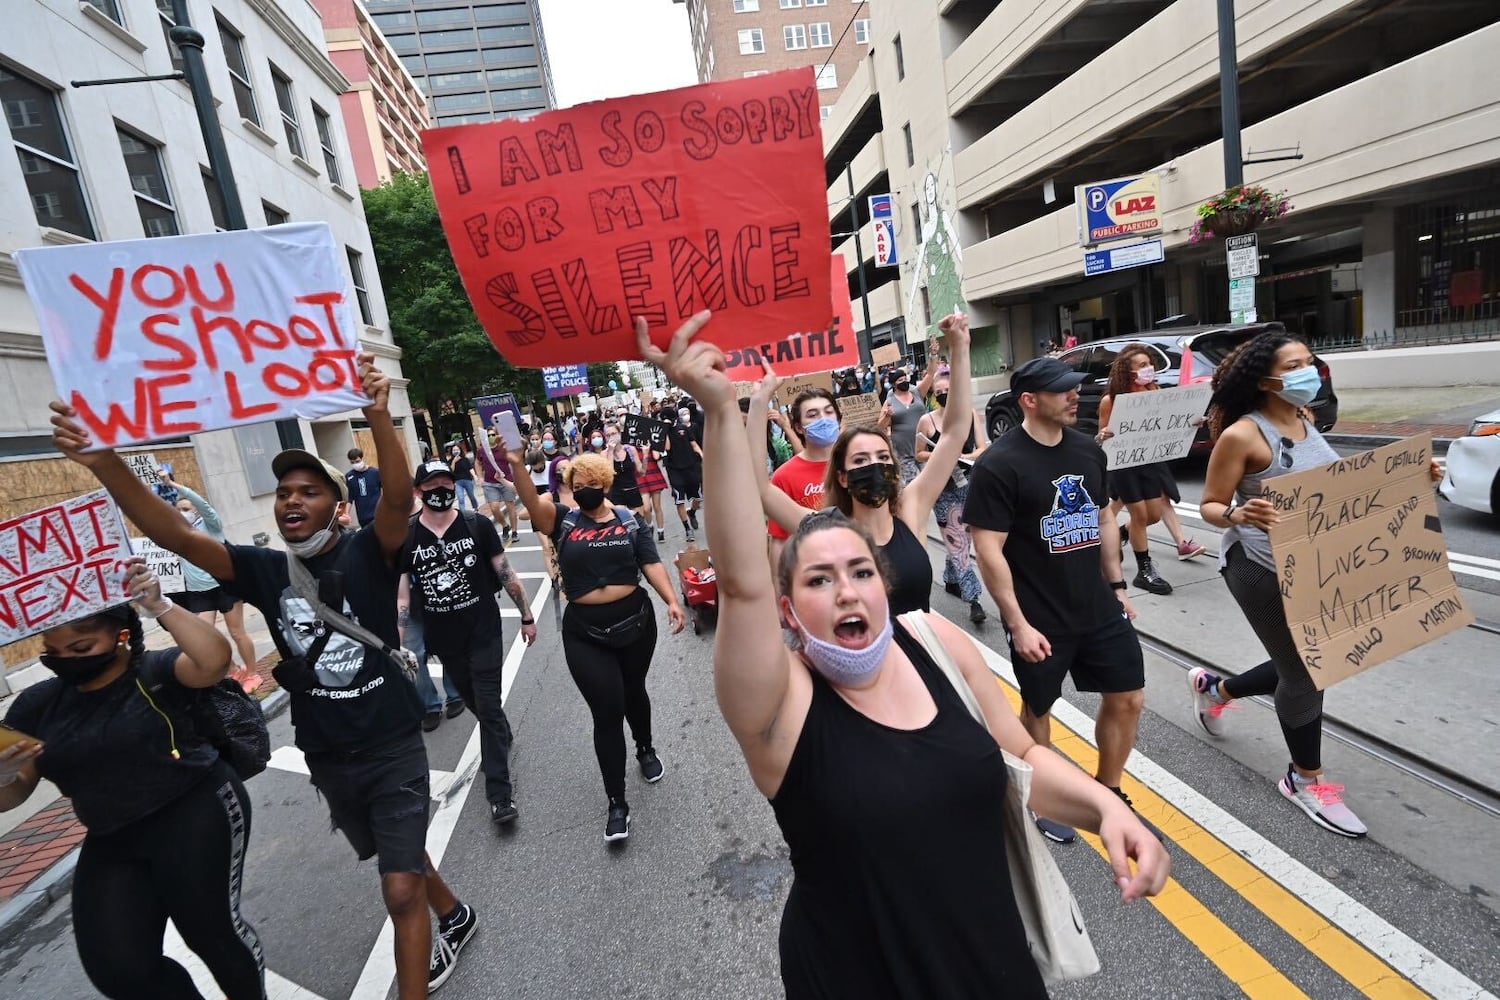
[824,0,1500,389]
[676,0,872,121]
[362,0,556,126]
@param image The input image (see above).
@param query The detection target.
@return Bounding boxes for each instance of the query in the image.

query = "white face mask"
[1134,366,1157,385]
[282,505,341,558]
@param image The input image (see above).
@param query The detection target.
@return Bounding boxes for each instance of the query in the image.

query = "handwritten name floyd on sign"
[16,224,369,450]
[1266,435,1473,690]
[1105,383,1214,470]
[424,68,833,367]
[1,491,134,644]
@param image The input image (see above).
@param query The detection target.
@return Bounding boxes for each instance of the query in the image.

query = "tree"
[361,173,543,442]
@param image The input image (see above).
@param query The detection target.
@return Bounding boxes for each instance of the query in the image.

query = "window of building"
[806,0,827,5]
[478,24,530,43]
[423,27,477,46]
[201,169,228,230]
[784,24,807,49]
[83,0,125,25]
[779,0,802,7]
[347,248,374,326]
[894,34,905,80]
[920,286,931,326]
[399,54,425,73]
[263,201,288,226]
[434,92,489,112]
[156,0,184,73]
[482,45,536,65]
[387,33,419,53]
[902,122,914,166]
[370,10,415,30]
[216,16,260,126]
[312,103,341,185]
[417,7,472,26]
[471,3,528,19]
[815,65,837,89]
[430,70,483,89]
[810,22,832,47]
[488,66,540,86]
[493,87,544,107]
[732,0,759,10]
[737,28,764,54]
[118,128,178,238]
[425,49,482,68]
[269,64,305,159]
[854,19,870,44]
[1,66,95,239]
[911,201,922,238]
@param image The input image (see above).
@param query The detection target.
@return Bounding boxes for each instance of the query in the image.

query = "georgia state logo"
[1040,475,1101,553]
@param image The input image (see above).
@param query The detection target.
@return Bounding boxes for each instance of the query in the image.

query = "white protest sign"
[16,223,369,450]
[0,490,133,644]
[122,452,161,485]
[132,537,185,595]
[1104,383,1214,470]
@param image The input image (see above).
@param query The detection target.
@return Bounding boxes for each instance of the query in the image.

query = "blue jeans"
[407,615,461,713]
[456,479,478,511]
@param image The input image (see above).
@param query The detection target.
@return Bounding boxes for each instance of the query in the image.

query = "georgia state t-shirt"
[768,455,828,540]
[962,427,1119,637]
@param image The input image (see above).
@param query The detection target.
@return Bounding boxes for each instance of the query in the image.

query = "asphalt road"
[1,516,1497,1000]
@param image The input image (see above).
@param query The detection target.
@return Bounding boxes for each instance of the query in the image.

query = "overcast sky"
[536,0,699,108]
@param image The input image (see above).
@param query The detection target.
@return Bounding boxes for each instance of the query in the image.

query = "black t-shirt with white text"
[219,528,423,754]
[963,427,1119,637]
[405,512,504,639]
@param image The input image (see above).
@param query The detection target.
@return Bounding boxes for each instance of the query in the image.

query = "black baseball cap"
[413,460,454,487]
[1011,357,1087,395]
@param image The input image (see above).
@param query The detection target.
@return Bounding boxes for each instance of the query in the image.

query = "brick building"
[675,0,870,121]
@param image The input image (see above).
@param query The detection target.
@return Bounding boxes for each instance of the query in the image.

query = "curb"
[0,689,291,949]
[1324,433,1453,453]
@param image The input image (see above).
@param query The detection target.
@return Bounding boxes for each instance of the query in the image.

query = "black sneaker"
[490,801,518,826]
[429,902,477,992]
[422,711,442,733]
[688,510,699,531]
[944,582,962,597]
[1033,813,1076,844]
[1107,785,1167,844]
[969,600,987,624]
[637,748,665,783]
[605,800,630,842]
[656,529,666,542]
[684,529,695,544]
[445,700,466,719]
[1133,563,1173,595]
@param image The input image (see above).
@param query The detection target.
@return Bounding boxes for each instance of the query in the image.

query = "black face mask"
[41,645,122,685]
[845,462,898,508]
[895,379,910,392]
[935,391,949,408]
[421,486,456,511]
[574,486,606,511]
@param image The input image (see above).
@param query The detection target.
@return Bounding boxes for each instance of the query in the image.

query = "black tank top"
[770,623,1047,999]
[880,518,932,614]
[611,448,640,491]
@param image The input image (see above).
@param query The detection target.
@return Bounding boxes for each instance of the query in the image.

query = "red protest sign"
[0,490,133,644]
[424,68,833,366]
[721,255,857,378]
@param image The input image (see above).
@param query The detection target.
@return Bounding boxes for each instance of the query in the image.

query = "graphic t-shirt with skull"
[406,513,504,638]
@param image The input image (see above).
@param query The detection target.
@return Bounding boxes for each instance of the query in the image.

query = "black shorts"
[610,485,644,509]
[667,469,702,505]
[305,733,430,876]
[1107,462,1181,505]
[1010,612,1144,717]
[171,586,236,614]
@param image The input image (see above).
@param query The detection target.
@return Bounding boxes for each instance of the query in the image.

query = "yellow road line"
[991,677,1428,999]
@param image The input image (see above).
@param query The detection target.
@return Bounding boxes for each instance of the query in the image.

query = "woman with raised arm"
[748,313,976,617]
[640,312,1168,999]
[1,558,263,1000]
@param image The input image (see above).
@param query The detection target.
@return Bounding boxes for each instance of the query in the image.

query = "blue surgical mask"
[1272,367,1321,406]
[804,417,840,447]
[790,609,893,687]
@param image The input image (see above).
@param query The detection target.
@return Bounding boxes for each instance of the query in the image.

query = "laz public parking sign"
[1077,174,1163,247]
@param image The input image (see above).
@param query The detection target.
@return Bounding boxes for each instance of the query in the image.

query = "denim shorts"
[306,733,430,875]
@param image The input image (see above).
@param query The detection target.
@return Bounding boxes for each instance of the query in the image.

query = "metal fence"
[1313,318,1500,353]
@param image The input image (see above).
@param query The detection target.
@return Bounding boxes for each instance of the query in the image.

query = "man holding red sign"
[49,352,479,998]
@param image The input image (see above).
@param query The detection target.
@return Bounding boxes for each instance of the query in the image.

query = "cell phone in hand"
[493,410,524,451]
[0,723,41,752]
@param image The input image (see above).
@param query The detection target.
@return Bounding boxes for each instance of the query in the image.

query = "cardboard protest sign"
[839,392,882,429]
[424,68,833,367]
[776,371,835,408]
[0,490,133,644]
[623,413,656,449]
[16,224,368,450]
[132,537,184,595]
[1266,435,1474,690]
[872,343,901,367]
[720,256,856,379]
[1104,383,1214,470]
[543,365,589,398]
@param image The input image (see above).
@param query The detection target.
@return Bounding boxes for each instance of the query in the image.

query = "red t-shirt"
[768,455,828,540]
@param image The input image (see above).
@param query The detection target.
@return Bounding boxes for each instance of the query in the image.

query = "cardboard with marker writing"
[871,343,901,368]
[16,224,368,450]
[424,68,833,366]
[1105,383,1213,470]
[1266,435,1473,690]
[1,490,134,644]
[776,371,835,408]
[839,392,882,429]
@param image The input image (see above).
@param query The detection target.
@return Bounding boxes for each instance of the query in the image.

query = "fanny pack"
[583,604,651,648]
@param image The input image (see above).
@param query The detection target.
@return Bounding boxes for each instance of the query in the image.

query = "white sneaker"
[1278,767,1367,838]
[1188,667,1234,737]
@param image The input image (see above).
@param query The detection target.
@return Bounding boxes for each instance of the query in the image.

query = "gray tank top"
[1220,411,1341,572]
[886,391,926,463]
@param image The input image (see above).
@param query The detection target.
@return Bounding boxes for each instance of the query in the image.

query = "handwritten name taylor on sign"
[16,224,369,449]
[1267,435,1473,690]
[425,68,832,367]
[1,490,133,644]
[1104,383,1214,470]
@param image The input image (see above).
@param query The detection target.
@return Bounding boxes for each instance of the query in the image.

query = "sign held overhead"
[0,490,134,644]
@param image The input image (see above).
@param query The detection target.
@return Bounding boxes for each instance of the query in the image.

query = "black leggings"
[73,764,264,1000]
[1220,545,1324,771]
[562,589,658,801]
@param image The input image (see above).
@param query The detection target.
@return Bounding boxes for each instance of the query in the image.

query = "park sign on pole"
[15,224,369,450]
[0,490,133,644]
[1103,383,1214,470]
[423,68,833,367]
[719,256,856,380]
[542,365,590,398]
[1266,435,1474,690]
[869,194,898,267]
[1076,173,1162,246]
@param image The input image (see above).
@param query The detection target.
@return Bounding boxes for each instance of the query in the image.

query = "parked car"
[1439,408,1500,515]
[984,322,1339,446]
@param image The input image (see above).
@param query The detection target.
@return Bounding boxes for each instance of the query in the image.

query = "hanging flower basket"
[1189,186,1293,244]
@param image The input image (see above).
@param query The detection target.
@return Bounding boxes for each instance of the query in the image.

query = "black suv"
[983,322,1339,447]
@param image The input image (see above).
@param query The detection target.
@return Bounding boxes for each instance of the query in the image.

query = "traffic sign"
[1226,234,1260,279]
[1083,238,1164,276]
[1229,277,1257,323]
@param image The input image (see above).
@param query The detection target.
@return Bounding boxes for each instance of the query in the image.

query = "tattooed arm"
[397,573,413,648]
[491,551,537,645]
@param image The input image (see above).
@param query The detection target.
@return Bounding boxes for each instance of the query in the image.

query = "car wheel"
[990,404,1020,440]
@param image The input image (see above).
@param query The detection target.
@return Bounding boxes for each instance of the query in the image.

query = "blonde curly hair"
[564,452,615,492]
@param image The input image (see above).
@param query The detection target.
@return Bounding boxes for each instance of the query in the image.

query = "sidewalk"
[1325,385,1499,444]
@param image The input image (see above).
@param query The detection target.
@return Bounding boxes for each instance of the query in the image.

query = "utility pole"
[845,162,874,366]
[1217,0,1244,189]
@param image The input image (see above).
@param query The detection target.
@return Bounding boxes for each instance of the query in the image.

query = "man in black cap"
[962,357,1153,847]
[49,352,478,997]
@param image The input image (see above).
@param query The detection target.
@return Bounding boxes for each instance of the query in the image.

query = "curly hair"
[564,452,615,492]
[1208,330,1303,439]
[1105,343,1158,399]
